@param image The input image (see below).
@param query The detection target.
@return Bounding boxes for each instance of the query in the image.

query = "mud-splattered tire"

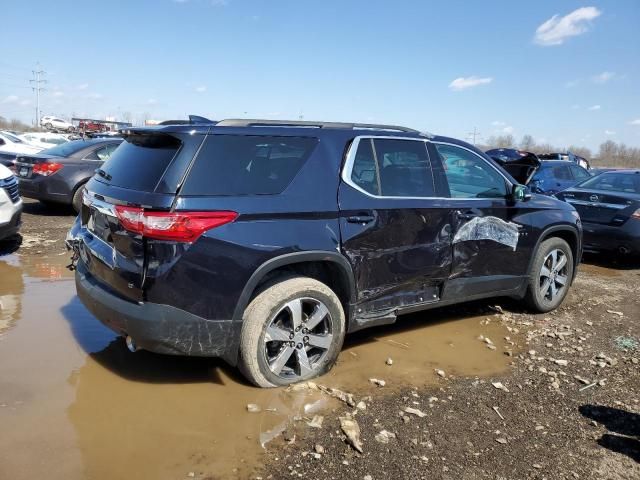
[238,275,346,388]
[524,237,574,313]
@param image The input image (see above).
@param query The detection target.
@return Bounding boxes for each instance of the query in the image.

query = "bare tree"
[520,134,536,151]
[566,145,592,159]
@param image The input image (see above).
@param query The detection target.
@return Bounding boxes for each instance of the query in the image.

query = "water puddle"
[0,251,516,479]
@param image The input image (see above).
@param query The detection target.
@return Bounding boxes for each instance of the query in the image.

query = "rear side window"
[181,135,317,196]
[551,165,572,181]
[569,164,590,180]
[350,139,380,195]
[98,134,181,191]
[375,139,434,197]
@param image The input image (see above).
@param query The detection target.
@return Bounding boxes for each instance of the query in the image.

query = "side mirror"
[512,184,531,202]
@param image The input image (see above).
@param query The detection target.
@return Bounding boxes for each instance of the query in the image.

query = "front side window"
[551,165,572,181]
[435,144,508,198]
[569,165,590,180]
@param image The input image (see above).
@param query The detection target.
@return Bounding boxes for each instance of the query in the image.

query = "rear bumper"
[0,198,22,241]
[75,260,240,363]
[18,175,72,204]
[581,220,640,255]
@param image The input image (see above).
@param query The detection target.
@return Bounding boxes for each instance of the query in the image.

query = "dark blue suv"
[68,119,582,387]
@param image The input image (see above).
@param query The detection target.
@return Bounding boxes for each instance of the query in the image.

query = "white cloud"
[448,76,493,91]
[86,92,103,100]
[592,71,615,84]
[491,120,506,127]
[629,119,640,126]
[587,104,601,111]
[534,7,601,46]
[604,130,616,135]
[1,95,19,104]
[19,99,30,106]
[195,85,207,93]
[502,126,514,134]
[76,83,89,90]
[147,98,158,105]
[52,91,64,98]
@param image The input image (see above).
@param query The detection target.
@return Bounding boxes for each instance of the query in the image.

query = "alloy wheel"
[263,297,333,380]
[539,249,569,303]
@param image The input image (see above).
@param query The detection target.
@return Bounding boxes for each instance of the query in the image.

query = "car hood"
[489,152,540,185]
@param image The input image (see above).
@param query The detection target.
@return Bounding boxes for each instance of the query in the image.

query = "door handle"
[456,211,479,221]
[347,215,375,224]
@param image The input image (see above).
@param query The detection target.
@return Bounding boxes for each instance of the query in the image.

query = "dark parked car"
[67,119,582,387]
[556,170,640,257]
[539,152,590,169]
[486,149,592,195]
[16,138,122,212]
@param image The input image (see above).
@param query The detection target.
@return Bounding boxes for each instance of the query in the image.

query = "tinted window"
[374,139,434,197]
[350,139,379,195]
[98,134,181,191]
[569,165,590,180]
[578,173,640,194]
[551,165,572,181]
[181,135,317,196]
[435,144,508,198]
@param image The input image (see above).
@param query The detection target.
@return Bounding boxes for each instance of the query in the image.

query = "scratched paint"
[452,216,521,251]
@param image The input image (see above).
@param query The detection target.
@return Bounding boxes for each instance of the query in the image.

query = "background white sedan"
[20,132,69,149]
[0,131,43,154]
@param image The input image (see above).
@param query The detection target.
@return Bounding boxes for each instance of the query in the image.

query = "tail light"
[632,208,640,220]
[33,162,63,176]
[115,206,238,242]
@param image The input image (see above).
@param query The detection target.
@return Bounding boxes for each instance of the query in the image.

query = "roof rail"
[215,118,431,136]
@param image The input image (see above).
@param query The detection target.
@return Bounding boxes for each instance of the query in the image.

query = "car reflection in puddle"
[0,251,519,480]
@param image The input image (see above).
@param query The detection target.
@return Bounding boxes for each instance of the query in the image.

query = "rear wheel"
[45,122,52,129]
[524,237,574,312]
[239,276,345,387]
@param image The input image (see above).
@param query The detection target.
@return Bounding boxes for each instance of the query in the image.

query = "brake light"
[33,162,63,176]
[632,208,640,220]
[114,206,238,242]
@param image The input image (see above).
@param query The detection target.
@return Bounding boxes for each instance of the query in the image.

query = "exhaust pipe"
[125,335,138,352]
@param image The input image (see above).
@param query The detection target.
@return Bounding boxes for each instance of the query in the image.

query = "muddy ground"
[0,199,638,480]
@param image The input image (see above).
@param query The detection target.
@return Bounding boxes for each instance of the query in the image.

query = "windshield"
[41,140,93,157]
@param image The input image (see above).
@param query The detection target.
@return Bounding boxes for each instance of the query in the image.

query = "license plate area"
[18,167,29,177]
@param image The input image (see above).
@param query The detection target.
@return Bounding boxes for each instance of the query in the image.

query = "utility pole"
[30,64,47,128]
[467,127,481,145]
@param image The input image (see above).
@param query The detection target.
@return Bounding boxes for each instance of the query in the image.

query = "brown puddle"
[0,252,516,480]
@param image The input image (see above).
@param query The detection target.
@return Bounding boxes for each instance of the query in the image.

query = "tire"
[524,237,574,313]
[72,183,86,213]
[238,275,346,388]
[45,122,52,130]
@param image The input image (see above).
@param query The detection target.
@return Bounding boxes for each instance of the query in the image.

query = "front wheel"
[524,237,574,313]
[239,276,346,387]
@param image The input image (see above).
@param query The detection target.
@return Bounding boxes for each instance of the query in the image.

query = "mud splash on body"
[0,252,517,479]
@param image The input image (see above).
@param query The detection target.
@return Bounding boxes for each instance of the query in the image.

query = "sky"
[1,0,639,151]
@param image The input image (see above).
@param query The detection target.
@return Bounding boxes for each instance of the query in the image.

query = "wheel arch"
[232,251,356,323]
[528,225,581,279]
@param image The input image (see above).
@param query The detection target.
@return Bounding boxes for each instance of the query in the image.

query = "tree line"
[483,134,640,168]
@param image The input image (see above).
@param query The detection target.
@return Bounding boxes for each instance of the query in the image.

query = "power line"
[467,127,482,145]
[30,64,47,127]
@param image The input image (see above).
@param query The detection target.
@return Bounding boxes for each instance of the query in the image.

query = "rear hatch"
[486,149,541,185]
[76,130,205,302]
[557,189,640,225]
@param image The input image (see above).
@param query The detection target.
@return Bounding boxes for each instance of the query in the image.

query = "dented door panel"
[338,183,452,315]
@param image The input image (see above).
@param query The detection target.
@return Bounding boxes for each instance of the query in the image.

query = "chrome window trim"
[341,136,513,201]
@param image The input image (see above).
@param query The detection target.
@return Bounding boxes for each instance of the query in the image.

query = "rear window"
[97,134,181,191]
[181,135,317,196]
[41,140,95,157]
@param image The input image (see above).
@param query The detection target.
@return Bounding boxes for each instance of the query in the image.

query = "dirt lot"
[0,200,638,480]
